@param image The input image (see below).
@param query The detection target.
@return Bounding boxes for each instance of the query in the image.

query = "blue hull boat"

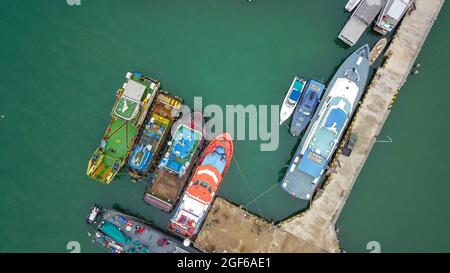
[290,80,326,137]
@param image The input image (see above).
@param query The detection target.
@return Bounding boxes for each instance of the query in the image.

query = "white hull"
[280,76,303,125]
[345,0,363,12]
[280,107,296,125]
[300,78,359,157]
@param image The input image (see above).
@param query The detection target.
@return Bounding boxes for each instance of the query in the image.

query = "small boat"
[168,133,234,240]
[87,71,160,184]
[144,111,204,212]
[128,92,183,181]
[345,0,363,12]
[280,76,306,125]
[369,38,388,65]
[87,204,102,225]
[290,80,326,137]
[374,0,413,35]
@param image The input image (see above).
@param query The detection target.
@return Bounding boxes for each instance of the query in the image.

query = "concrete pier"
[195,0,445,253]
[194,197,325,253]
[280,0,445,252]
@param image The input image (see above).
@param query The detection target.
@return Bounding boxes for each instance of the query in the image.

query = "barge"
[144,111,204,212]
[87,206,198,253]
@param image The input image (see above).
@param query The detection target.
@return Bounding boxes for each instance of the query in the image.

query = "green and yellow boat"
[87,72,160,184]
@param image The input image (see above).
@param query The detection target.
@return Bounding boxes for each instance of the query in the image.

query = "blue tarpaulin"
[297,149,326,178]
[289,89,301,101]
[325,108,347,133]
[100,221,130,245]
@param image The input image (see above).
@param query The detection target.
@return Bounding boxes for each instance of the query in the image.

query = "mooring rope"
[245,183,279,208]
[232,156,266,219]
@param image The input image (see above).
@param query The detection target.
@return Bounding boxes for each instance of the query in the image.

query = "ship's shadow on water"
[112,204,155,225]
[334,37,350,50]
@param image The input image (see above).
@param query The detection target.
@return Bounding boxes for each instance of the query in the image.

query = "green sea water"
[0,0,448,253]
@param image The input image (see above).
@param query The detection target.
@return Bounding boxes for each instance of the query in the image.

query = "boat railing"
[144,193,173,211]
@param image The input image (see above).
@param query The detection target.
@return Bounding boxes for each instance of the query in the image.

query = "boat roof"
[301,91,318,108]
[163,124,201,173]
[307,100,350,159]
[299,80,326,110]
[387,0,411,20]
[170,195,209,234]
[113,80,148,121]
[289,80,305,101]
[328,79,360,106]
[181,195,208,219]
[173,128,196,159]
[306,80,326,95]
[297,149,326,178]
[123,79,147,102]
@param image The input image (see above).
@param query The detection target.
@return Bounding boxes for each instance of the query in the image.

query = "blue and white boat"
[281,45,370,200]
[290,80,326,137]
[279,76,306,125]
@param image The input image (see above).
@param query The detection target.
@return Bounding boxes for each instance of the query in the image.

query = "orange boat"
[168,133,234,239]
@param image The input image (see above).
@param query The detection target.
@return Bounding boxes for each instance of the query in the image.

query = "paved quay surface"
[279,0,446,252]
[194,197,325,253]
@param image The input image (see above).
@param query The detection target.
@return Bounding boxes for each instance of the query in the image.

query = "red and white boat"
[168,133,234,239]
